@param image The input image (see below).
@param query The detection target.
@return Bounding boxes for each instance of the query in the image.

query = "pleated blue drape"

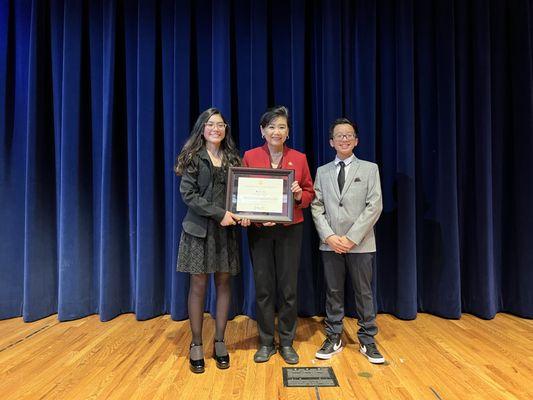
[1,0,532,322]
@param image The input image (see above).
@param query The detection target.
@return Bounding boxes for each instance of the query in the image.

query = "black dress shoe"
[189,343,205,373]
[254,345,276,363]
[214,340,230,369]
[279,345,299,364]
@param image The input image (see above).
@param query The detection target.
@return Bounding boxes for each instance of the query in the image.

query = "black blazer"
[180,149,226,238]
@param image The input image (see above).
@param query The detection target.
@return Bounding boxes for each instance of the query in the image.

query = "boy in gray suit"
[311,118,384,364]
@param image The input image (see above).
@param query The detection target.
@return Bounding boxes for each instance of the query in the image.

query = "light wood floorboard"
[0,313,531,399]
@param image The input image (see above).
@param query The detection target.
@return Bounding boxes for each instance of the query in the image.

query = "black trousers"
[248,223,303,347]
[322,251,378,345]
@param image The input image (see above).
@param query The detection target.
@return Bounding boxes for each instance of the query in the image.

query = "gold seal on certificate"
[226,167,295,222]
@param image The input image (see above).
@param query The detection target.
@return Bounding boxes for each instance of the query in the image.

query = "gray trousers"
[322,251,378,345]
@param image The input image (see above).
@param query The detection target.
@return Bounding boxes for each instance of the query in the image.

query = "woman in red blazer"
[242,106,315,365]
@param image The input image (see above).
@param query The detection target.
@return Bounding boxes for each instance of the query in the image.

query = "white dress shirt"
[334,154,356,178]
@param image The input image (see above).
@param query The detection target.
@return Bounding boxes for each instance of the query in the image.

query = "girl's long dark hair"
[174,108,241,176]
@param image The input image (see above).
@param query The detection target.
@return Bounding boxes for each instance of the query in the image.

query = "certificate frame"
[226,167,295,222]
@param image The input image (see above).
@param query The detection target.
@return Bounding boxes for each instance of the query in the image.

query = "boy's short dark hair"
[329,118,359,139]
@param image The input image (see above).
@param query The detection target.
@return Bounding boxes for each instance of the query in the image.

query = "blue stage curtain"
[1,0,532,322]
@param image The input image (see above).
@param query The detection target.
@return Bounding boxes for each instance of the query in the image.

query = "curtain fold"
[1,0,532,323]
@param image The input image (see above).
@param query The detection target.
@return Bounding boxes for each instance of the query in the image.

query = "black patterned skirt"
[177,219,240,275]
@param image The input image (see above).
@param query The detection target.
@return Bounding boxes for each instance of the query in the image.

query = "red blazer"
[242,144,315,224]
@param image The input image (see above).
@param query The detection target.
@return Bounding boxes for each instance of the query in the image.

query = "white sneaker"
[315,334,343,360]
[359,343,385,364]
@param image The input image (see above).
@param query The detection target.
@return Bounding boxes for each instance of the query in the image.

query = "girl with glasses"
[175,108,250,373]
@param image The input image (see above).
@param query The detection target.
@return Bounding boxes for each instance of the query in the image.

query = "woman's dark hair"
[328,117,359,139]
[174,108,241,176]
[259,105,290,128]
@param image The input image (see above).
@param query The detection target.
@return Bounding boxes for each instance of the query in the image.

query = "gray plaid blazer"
[311,157,383,253]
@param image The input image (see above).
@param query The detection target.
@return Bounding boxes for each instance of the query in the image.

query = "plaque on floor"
[282,367,339,387]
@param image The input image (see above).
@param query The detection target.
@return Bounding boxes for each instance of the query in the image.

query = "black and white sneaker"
[315,334,343,360]
[359,342,385,364]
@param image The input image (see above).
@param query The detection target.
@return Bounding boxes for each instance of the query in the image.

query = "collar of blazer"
[261,142,289,156]
[198,147,210,161]
[260,143,291,168]
[196,148,216,172]
[328,157,361,199]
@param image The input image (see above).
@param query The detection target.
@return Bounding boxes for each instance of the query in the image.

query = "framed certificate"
[226,167,295,222]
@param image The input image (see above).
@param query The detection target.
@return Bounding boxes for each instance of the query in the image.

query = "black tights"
[188,272,232,345]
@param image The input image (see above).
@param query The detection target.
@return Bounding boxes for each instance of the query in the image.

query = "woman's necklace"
[270,151,283,168]
[207,148,222,167]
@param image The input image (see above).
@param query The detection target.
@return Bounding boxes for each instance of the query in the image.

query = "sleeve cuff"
[214,208,226,223]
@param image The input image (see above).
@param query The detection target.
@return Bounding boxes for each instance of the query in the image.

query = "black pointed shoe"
[213,339,230,369]
[189,343,205,373]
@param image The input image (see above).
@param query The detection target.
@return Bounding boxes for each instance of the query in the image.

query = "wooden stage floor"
[0,313,531,399]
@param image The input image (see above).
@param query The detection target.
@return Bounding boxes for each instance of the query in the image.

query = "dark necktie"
[338,161,345,193]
